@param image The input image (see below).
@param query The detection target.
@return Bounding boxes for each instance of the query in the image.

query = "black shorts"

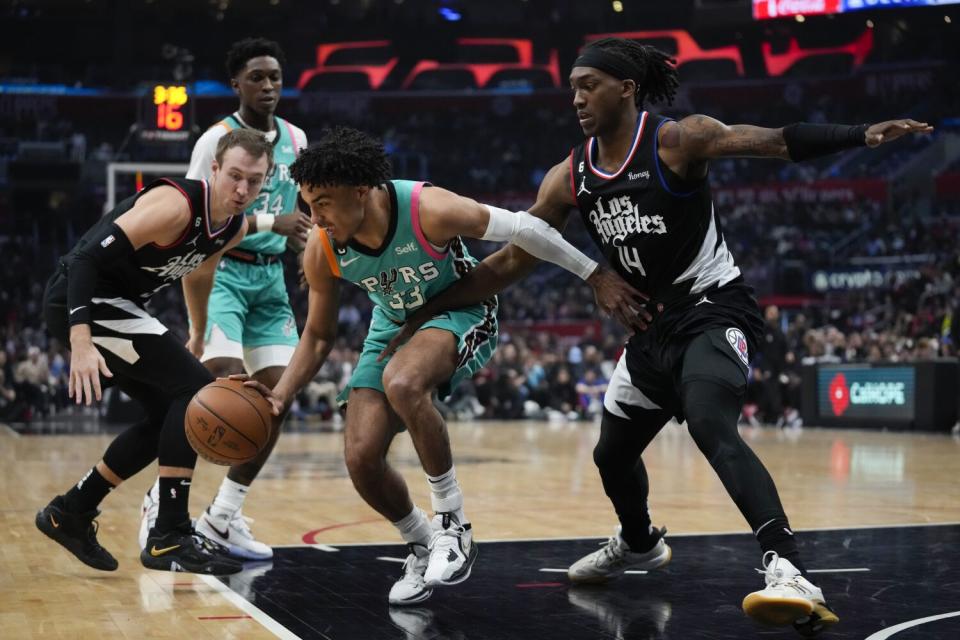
[604,326,752,423]
[43,271,212,407]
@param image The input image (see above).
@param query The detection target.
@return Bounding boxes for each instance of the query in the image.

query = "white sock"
[427,466,466,525]
[209,477,249,519]
[392,506,433,555]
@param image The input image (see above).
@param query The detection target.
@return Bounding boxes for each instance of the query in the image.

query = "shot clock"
[139,83,193,142]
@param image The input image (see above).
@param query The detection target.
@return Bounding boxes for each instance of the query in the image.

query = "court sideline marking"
[275,520,960,548]
[864,610,960,640]
[198,574,305,640]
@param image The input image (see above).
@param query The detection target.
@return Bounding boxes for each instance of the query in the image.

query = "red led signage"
[762,29,873,76]
[296,30,875,91]
[585,30,745,76]
[297,40,398,90]
[401,38,560,89]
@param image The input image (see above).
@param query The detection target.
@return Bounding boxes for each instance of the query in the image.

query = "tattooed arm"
[659,114,790,165]
[658,114,933,177]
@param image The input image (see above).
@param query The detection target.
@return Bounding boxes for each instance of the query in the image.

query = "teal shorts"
[338,299,498,406]
[202,258,299,371]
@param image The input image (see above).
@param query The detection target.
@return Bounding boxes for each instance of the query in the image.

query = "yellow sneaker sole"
[742,593,814,626]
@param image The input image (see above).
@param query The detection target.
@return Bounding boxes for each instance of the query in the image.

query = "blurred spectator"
[576,369,608,418]
[0,351,22,422]
[14,345,51,419]
[539,366,580,419]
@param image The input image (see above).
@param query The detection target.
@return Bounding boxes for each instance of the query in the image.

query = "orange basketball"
[184,379,273,466]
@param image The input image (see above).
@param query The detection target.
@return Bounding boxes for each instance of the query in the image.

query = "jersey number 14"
[618,246,646,275]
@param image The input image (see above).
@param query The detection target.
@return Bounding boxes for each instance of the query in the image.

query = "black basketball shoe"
[35,494,118,571]
[140,522,243,575]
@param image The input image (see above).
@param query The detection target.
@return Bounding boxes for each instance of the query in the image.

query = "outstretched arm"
[377,160,651,360]
[420,185,650,330]
[402,160,577,313]
[659,114,933,166]
[430,160,579,302]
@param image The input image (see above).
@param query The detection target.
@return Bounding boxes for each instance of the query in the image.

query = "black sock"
[63,467,115,514]
[155,477,191,533]
[620,518,659,553]
[756,517,807,576]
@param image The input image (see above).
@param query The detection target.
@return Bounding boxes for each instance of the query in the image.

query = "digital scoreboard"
[139,83,193,142]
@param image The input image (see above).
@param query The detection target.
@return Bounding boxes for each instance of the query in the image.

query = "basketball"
[184,379,273,466]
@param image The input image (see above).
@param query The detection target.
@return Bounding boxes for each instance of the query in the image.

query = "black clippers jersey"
[571,111,762,347]
[63,178,242,302]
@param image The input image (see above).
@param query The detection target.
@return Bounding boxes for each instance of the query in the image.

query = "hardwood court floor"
[2,419,958,639]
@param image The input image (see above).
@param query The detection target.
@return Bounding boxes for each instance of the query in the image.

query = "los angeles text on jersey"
[587,194,667,246]
[142,249,209,282]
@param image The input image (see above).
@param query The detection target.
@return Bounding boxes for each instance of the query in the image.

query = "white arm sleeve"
[481,205,598,281]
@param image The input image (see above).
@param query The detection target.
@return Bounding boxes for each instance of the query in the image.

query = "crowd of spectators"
[4,204,958,427]
[2,75,959,426]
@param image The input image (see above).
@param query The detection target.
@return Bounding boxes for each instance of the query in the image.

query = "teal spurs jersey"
[211,114,302,255]
[318,180,481,322]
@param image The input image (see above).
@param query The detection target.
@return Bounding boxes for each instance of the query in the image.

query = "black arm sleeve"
[782,122,869,162]
[66,223,135,326]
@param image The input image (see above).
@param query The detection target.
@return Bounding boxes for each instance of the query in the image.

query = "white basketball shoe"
[195,507,273,561]
[742,551,839,635]
[388,543,433,605]
[567,526,672,584]
[137,484,160,550]
[424,513,477,587]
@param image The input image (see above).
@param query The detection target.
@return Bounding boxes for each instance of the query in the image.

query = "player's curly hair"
[225,37,287,78]
[584,37,679,107]
[290,127,392,188]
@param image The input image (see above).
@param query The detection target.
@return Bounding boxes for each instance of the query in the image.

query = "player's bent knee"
[592,440,620,472]
[344,444,387,482]
[685,404,746,464]
[382,372,430,414]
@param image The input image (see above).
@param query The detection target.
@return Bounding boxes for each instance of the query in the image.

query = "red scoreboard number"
[141,84,192,142]
[154,84,188,131]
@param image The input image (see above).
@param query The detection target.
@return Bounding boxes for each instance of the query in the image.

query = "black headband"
[572,48,637,83]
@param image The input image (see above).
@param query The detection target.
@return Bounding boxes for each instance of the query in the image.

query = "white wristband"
[256,213,276,233]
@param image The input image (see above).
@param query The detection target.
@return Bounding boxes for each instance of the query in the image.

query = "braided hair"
[584,38,679,107]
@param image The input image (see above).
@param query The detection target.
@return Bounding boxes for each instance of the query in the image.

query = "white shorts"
[200,324,295,374]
